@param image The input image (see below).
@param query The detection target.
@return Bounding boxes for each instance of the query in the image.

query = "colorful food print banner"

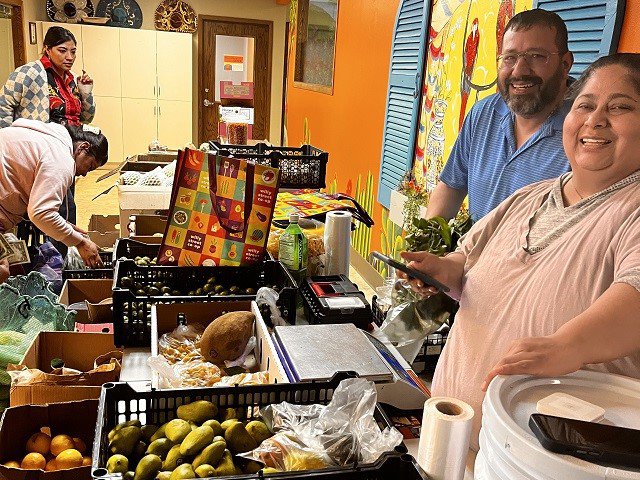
[158,149,280,266]
[412,0,532,191]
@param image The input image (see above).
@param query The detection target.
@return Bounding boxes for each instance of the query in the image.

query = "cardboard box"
[150,301,288,388]
[129,235,163,244]
[58,279,113,324]
[134,214,167,236]
[87,214,120,249]
[10,332,119,407]
[0,399,98,480]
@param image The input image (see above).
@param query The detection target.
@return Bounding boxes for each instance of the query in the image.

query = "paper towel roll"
[417,397,474,480]
[324,211,352,276]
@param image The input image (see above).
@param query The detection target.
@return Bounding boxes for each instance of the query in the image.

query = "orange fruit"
[50,434,74,456]
[45,459,58,471]
[26,432,51,455]
[3,460,20,468]
[72,437,87,455]
[82,456,92,466]
[21,452,46,470]
[55,449,83,469]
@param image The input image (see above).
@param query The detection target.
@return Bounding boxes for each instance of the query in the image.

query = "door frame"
[197,15,273,145]
[1,0,26,67]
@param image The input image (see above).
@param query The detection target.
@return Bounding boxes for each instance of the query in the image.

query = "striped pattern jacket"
[0,60,95,128]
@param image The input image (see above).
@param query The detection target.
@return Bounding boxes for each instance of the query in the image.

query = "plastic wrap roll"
[323,211,351,276]
[417,397,474,480]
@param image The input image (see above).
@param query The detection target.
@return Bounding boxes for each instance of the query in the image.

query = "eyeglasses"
[497,51,561,70]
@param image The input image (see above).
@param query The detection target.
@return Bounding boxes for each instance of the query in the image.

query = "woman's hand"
[481,334,584,391]
[77,70,93,96]
[398,251,443,298]
[75,237,103,269]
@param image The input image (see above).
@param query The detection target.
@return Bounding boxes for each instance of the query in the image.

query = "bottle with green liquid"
[279,214,308,281]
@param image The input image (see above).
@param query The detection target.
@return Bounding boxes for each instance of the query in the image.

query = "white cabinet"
[120,28,157,100]
[122,98,158,157]
[156,31,192,102]
[80,25,121,98]
[92,96,123,163]
[157,100,192,150]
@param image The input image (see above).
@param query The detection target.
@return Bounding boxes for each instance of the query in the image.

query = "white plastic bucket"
[475,370,640,480]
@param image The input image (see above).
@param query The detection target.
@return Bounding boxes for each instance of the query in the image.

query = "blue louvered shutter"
[377,0,431,208]
[534,0,626,77]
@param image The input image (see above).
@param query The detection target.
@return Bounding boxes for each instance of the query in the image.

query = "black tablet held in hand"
[372,251,449,293]
[529,413,640,469]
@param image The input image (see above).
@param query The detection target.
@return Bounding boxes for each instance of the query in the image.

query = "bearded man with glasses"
[425,9,574,222]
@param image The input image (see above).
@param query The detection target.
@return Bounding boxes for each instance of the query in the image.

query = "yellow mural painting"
[413,0,532,190]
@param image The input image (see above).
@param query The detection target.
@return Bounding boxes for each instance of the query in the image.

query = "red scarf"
[40,55,82,126]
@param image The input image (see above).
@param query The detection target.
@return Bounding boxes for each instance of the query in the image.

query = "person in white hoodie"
[0,119,107,282]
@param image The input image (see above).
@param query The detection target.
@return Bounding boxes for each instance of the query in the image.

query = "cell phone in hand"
[529,413,640,469]
[371,251,449,292]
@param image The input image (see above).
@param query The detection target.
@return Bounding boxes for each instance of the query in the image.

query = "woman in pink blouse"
[400,53,640,449]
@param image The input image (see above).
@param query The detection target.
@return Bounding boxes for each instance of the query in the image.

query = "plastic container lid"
[478,370,640,479]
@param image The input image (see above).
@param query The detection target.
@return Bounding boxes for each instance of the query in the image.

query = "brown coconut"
[199,311,255,365]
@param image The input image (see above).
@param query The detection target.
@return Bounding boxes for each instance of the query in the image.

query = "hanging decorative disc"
[154,0,197,33]
[46,0,95,23]
[95,0,143,28]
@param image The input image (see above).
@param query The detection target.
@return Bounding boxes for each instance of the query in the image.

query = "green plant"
[404,213,472,255]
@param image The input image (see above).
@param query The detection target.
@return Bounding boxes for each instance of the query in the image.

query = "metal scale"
[272,323,430,410]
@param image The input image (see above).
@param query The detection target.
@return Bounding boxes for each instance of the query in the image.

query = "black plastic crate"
[62,251,114,281]
[209,142,328,189]
[91,374,422,480]
[112,259,297,347]
[112,238,161,264]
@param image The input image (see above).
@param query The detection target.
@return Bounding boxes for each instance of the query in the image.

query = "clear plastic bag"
[243,378,402,470]
[380,280,455,347]
[63,246,86,270]
[248,431,332,471]
[158,322,203,364]
[256,287,287,327]
[148,355,225,388]
[224,336,257,369]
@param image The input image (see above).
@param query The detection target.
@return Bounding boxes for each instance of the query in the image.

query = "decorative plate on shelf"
[154,0,197,33]
[95,0,143,28]
[46,0,95,23]
[81,16,110,24]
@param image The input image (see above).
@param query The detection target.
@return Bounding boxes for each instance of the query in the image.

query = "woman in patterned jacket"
[0,26,95,128]
[0,26,96,253]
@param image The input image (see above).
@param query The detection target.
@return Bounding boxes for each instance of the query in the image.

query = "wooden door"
[157,99,192,149]
[81,25,121,97]
[198,16,272,144]
[122,98,157,158]
[156,31,192,102]
[120,28,156,100]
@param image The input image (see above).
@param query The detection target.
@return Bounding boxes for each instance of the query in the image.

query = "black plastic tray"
[209,142,328,189]
[62,251,114,281]
[112,238,161,264]
[91,374,424,480]
[112,259,297,347]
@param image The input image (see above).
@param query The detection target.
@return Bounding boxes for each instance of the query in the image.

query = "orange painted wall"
[619,1,640,52]
[285,0,401,252]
